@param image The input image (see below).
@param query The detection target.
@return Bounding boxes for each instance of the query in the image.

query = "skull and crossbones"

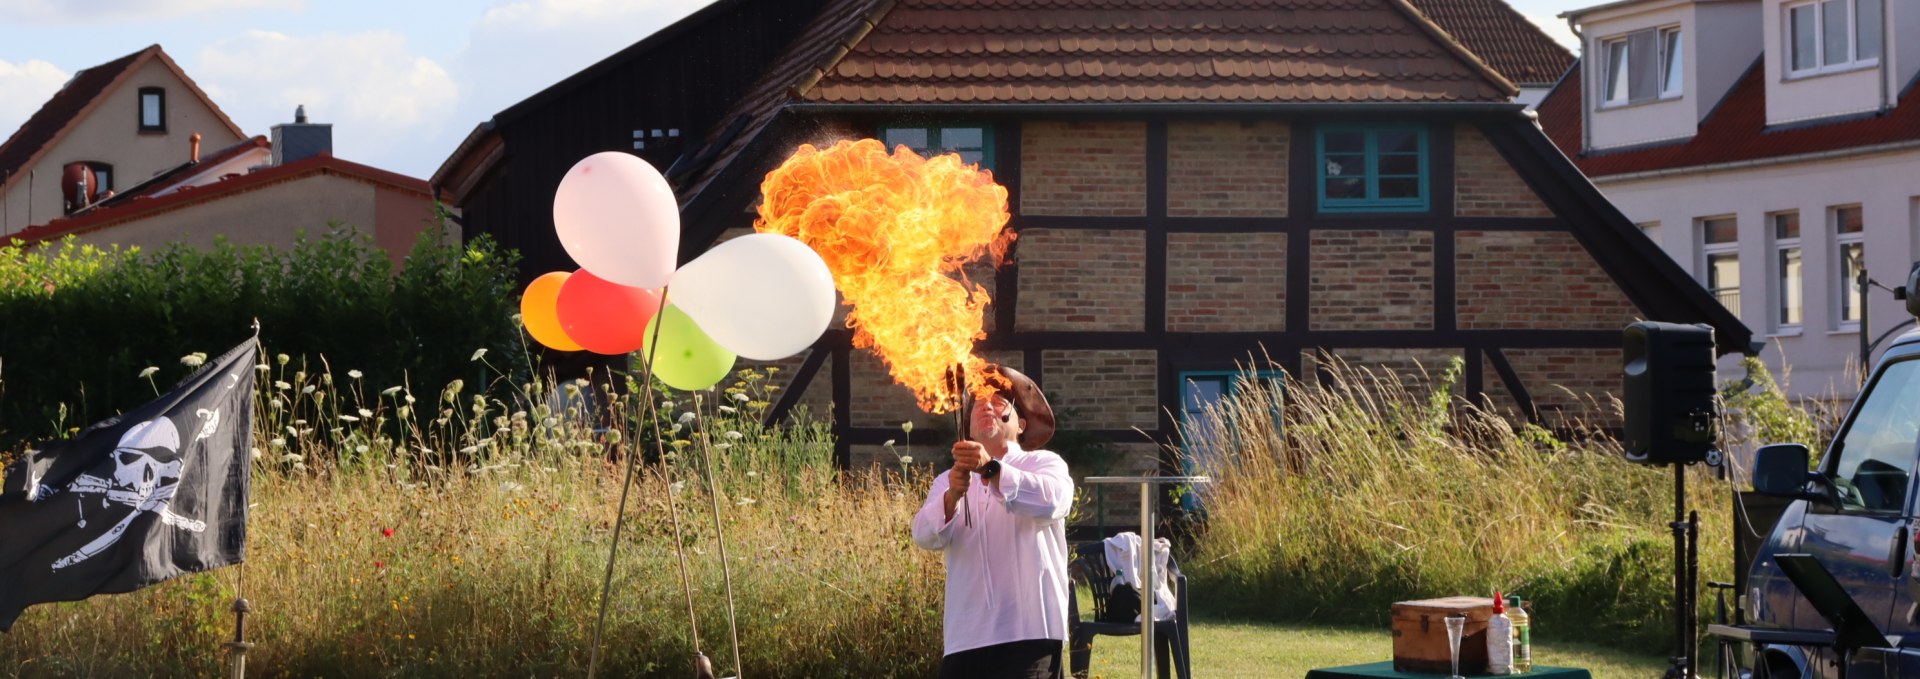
[51,416,208,570]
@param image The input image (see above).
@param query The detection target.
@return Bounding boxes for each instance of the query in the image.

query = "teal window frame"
[878,123,995,169]
[1316,123,1430,213]
[1177,369,1284,512]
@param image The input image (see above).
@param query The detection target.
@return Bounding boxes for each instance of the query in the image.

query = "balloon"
[552,152,680,289]
[520,271,584,352]
[555,269,662,355]
[639,305,737,391]
[669,233,836,361]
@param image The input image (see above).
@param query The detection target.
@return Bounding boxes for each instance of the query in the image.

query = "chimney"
[190,132,202,163]
[270,104,332,165]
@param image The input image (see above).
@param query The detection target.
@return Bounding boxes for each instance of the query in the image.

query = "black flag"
[0,337,256,631]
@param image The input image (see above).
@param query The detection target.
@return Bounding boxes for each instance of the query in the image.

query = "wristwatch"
[979,459,1002,480]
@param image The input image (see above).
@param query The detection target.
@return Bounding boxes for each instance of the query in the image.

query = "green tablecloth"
[1304,662,1592,678]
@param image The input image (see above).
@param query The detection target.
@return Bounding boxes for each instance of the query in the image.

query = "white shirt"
[910,442,1075,656]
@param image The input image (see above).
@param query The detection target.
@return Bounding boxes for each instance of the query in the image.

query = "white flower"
[355,445,369,455]
[901,456,914,465]
[724,431,743,440]
[270,437,287,448]
[901,421,914,434]
[348,370,363,380]
[250,448,263,461]
[735,497,758,507]
[281,453,304,463]
[276,353,290,366]
[255,363,270,372]
[470,348,488,361]
[670,481,686,494]
[712,443,733,450]
[180,352,206,368]
[302,385,316,394]
[718,405,737,414]
[138,366,159,378]
[382,386,404,397]
[358,408,373,418]
[678,412,696,424]
[501,481,524,493]
[883,439,896,447]
[730,393,750,403]
[746,471,759,478]
[274,381,292,390]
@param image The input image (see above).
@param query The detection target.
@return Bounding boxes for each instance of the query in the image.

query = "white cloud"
[0,0,303,23]
[0,59,71,144]
[1523,11,1581,52]
[193,29,457,173]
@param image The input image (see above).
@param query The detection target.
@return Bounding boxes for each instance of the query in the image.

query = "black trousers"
[938,639,1064,679]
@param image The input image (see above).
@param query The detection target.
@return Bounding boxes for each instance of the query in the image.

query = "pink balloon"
[553,152,680,289]
[555,269,662,355]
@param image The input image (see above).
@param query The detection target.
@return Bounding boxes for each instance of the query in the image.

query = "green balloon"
[639,304,737,391]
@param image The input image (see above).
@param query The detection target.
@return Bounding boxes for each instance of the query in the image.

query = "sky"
[0,0,1587,181]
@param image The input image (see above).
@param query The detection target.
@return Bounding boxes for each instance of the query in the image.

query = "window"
[1701,217,1740,313]
[1826,356,1920,512]
[137,87,165,132]
[1836,205,1865,325]
[1772,212,1802,329]
[631,127,679,151]
[1788,0,1882,76]
[1178,370,1283,511]
[1600,27,1683,105]
[879,125,991,168]
[1316,124,1428,213]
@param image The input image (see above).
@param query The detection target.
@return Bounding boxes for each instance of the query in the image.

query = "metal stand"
[1663,465,1700,679]
[1084,475,1209,679]
[225,598,253,679]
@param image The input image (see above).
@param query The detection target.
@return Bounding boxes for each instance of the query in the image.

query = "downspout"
[1879,0,1890,111]
[1569,16,1592,154]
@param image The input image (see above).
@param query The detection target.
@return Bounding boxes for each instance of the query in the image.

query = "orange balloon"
[521,271,583,351]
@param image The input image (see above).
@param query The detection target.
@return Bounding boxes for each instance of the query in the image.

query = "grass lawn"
[1082,617,1672,678]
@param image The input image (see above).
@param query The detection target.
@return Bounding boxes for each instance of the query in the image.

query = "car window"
[1831,358,1920,512]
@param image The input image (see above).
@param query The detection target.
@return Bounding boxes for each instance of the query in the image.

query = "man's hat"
[984,365,1054,449]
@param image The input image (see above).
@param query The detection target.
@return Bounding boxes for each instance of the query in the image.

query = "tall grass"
[1180,354,1734,650]
[0,353,945,678]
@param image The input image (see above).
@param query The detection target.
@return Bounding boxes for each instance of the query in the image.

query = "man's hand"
[947,465,971,494]
[951,441,989,472]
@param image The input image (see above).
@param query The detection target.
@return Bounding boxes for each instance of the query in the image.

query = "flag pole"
[228,321,261,679]
[587,289,708,679]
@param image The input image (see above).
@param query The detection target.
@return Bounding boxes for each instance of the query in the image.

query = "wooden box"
[1391,597,1496,674]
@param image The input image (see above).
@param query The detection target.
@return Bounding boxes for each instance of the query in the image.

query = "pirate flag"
[0,337,256,631]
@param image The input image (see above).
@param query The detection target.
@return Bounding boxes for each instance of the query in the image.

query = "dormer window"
[880,124,992,169]
[1787,0,1882,77]
[1600,27,1683,106]
[138,87,165,132]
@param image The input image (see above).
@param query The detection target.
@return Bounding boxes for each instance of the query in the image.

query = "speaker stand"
[1662,463,1701,679]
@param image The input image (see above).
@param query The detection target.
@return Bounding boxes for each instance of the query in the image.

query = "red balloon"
[555,269,662,355]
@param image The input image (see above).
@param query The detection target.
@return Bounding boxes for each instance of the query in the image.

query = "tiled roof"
[0,45,247,195]
[9,154,427,245]
[79,136,270,211]
[1405,0,1573,86]
[807,0,1516,104]
[0,48,147,187]
[1536,60,1920,177]
[679,0,1521,214]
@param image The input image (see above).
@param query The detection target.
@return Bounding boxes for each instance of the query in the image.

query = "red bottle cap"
[1492,591,1506,613]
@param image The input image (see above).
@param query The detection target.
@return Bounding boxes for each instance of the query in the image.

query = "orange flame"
[755,139,1013,414]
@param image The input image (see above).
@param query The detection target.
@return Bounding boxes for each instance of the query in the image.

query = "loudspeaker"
[1622,322,1718,465]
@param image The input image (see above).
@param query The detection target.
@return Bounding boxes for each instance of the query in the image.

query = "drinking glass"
[1445,614,1467,679]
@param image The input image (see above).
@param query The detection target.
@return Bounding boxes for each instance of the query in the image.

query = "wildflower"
[883,439,896,447]
[374,560,385,569]
[322,373,333,385]
[180,352,206,368]
[901,456,914,465]
[712,443,732,451]
[731,393,750,403]
[724,431,743,440]
[358,408,373,418]
[670,481,686,494]
[250,448,263,461]
[678,412,696,424]
[397,406,412,419]
[736,497,758,506]
[382,527,394,538]
[902,421,914,435]
[138,366,159,378]
[302,385,316,395]
[255,363,269,372]
[471,348,488,361]
[277,353,291,366]
[275,381,292,390]
[282,453,303,463]
[718,405,737,414]
[348,370,363,380]
[270,438,287,448]
[382,386,403,397]
[501,481,524,493]
[355,445,369,455]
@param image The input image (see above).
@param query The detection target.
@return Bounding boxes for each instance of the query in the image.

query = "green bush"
[0,226,521,451]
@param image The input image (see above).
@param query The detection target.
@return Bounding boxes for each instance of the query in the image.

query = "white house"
[1538,0,1920,400]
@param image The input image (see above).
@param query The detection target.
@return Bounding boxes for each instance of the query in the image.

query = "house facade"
[1540,0,1920,400]
[0,45,247,236]
[655,0,1749,487]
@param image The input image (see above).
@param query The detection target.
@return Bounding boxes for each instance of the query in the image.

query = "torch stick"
[588,288,705,679]
[953,365,971,528]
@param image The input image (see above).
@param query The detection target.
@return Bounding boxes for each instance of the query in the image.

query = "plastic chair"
[1067,541,1191,679]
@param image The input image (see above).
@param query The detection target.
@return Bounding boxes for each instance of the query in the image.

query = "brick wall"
[1075,442,1166,526]
[1167,121,1289,217]
[1016,228,1145,331]
[1166,232,1286,331]
[1485,348,1623,429]
[1455,124,1553,218]
[735,351,835,422]
[1329,348,1462,405]
[1456,231,1642,330]
[1020,121,1146,216]
[1310,230,1435,330]
[1041,349,1159,430]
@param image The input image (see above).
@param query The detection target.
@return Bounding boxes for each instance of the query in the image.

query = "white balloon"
[552,152,680,289]
[669,233,836,361]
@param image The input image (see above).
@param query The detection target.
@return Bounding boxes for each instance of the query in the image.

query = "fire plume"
[755,139,1013,413]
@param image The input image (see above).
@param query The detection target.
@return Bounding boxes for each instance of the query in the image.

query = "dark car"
[1744,327,1920,678]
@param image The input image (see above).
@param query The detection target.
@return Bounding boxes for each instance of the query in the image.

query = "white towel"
[1102,532,1176,622]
